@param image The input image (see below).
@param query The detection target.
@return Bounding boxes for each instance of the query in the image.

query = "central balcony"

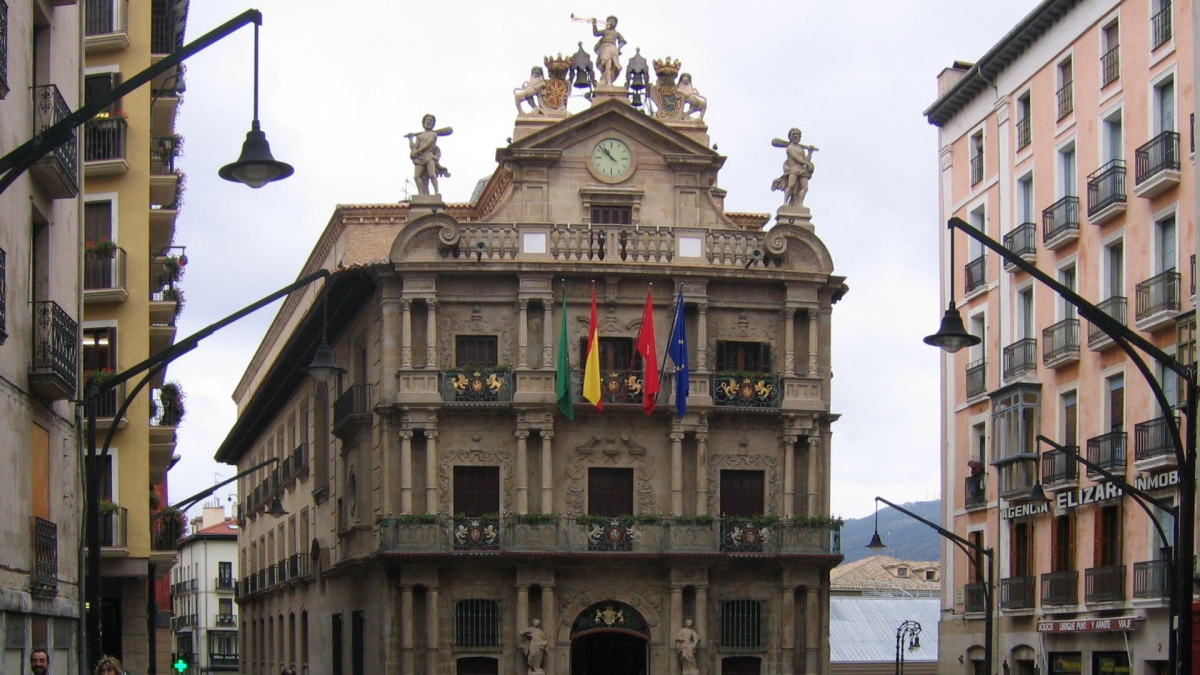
[379,516,841,557]
[1041,447,1079,490]
[1041,318,1079,368]
[1002,338,1037,380]
[1041,571,1078,607]
[1042,196,1080,251]
[1135,269,1181,332]
[32,517,58,596]
[963,582,986,613]
[1002,223,1036,270]
[1134,131,1181,198]
[1086,160,1126,224]
[441,368,513,404]
[1085,430,1127,479]
[1134,415,1178,471]
[1085,564,1126,603]
[1087,296,1125,351]
[29,301,78,403]
[1000,576,1035,611]
[84,0,129,51]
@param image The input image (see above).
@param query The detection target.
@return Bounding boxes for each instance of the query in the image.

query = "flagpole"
[657,282,684,401]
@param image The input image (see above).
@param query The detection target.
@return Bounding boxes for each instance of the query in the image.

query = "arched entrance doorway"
[569,601,649,675]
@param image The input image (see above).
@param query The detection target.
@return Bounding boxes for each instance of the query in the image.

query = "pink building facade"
[928,1,1195,673]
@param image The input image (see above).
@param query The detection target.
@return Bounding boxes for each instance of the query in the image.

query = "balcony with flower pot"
[84,241,127,304]
[83,113,130,176]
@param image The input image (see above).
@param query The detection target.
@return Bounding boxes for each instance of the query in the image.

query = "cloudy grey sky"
[166,0,1041,521]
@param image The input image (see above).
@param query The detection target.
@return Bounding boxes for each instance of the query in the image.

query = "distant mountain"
[839,499,941,564]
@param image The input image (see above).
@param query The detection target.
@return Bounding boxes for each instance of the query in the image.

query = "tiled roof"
[191,519,239,538]
[831,555,940,595]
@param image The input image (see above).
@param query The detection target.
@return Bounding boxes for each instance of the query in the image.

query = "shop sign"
[1055,470,1180,511]
[1001,502,1050,519]
[1037,616,1139,633]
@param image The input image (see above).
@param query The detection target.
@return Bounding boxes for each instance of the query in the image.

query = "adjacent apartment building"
[927,0,1193,673]
[0,0,84,673]
[218,47,846,675]
[83,0,190,671]
[173,505,239,674]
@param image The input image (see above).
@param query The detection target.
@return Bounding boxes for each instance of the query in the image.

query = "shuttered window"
[716,342,771,372]
[454,466,500,516]
[719,470,764,518]
[588,468,633,516]
[456,335,498,368]
[591,205,631,224]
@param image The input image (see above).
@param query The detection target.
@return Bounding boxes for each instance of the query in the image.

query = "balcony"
[83,117,129,176]
[963,583,986,613]
[1135,270,1181,332]
[1002,338,1037,380]
[1101,45,1120,87]
[1002,223,1036,270]
[969,153,983,186]
[1151,1,1172,49]
[32,518,58,596]
[1087,297,1126,351]
[1042,318,1079,368]
[1041,571,1078,607]
[1056,80,1073,120]
[29,85,79,199]
[151,0,187,55]
[216,614,237,627]
[1134,416,1178,471]
[150,136,182,209]
[964,254,987,295]
[964,474,986,510]
[1041,447,1079,489]
[287,552,311,580]
[151,514,182,552]
[1085,430,1127,479]
[216,576,236,591]
[84,248,128,303]
[441,369,513,404]
[333,384,373,436]
[1086,160,1126,224]
[1134,131,1181,198]
[713,373,780,409]
[84,0,129,51]
[171,614,198,630]
[1085,565,1126,603]
[1016,116,1031,151]
[149,208,178,255]
[1133,560,1171,599]
[1042,196,1080,250]
[29,301,78,403]
[210,653,239,669]
[965,359,987,399]
[150,391,183,427]
[87,379,127,429]
[99,505,127,549]
[1000,576,1036,611]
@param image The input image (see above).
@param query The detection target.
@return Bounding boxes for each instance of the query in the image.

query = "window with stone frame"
[579,336,640,371]
[715,341,771,373]
[456,335,499,368]
[454,466,500,516]
[719,470,764,517]
[588,467,633,516]
[1052,513,1075,572]
[591,205,631,224]
[455,599,500,648]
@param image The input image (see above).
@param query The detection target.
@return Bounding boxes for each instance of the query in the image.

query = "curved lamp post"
[218,21,294,188]
[895,620,921,675]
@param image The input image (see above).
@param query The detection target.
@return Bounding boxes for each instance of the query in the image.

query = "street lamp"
[872,497,993,675]
[928,216,1197,675]
[895,620,922,675]
[924,219,981,353]
[218,21,294,188]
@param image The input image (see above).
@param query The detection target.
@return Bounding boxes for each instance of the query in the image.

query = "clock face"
[591,138,633,178]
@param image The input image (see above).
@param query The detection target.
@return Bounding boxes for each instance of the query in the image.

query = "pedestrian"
[94,656,123,675]
[282,668,297,675]
[29,649,50,675]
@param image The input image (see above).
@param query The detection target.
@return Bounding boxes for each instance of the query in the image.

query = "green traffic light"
[173,658,187,673]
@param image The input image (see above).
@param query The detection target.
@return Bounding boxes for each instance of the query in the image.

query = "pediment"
[497,98,721,166]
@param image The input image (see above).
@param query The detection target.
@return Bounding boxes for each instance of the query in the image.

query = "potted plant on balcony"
[158,382,186,425]
[99,500,119,516]
[84,368,115,388]
[85,239,117,258]
[162,254,186,282]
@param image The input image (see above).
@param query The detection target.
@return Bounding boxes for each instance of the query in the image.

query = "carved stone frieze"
[706,453,780,516]
[556,584,664,636]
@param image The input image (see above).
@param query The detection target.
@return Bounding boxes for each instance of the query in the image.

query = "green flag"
[556,284,574,420]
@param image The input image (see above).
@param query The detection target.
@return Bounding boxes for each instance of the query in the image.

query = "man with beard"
[29,649,50,675]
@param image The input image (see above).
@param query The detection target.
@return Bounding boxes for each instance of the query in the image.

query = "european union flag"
[667,289,688,418]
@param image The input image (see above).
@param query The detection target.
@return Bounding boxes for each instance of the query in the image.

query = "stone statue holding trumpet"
[572,13,626,88]
[771,128,818,209]
[406,114,453,196]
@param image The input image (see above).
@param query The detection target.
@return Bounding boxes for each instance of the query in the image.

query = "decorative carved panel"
[438,447,515,515]
[438,305,515,369]
[565,435,657,516]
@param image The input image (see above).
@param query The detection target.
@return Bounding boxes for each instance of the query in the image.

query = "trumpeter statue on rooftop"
[572,14,626,89]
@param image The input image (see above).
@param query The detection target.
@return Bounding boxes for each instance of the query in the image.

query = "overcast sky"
[165,0,1043,522]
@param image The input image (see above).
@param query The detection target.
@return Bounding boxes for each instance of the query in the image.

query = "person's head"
[422,114,436,130]
[606,15,618,28]
[281,668,297,675]
[531,619,540,627]
[789,128,802,143]
[684,619,693,628]
[29,649,49,675]
[94,656,122,675]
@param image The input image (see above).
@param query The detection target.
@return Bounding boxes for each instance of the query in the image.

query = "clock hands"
[600,145,617,162]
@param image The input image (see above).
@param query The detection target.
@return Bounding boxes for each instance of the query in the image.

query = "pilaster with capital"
[542,299,554,369]
[400,584,415,675]
[426,585,441,672]
[695,432,709,516]
[807,311,819,376]
[696,303,709,372]
[782,434,798,518]
[425,299,438,367]
[670,431,685,515]
[401,299,413,369]
[516,430,530,514]
[804,587,819,675]
[399,430,414,514]
[781,586,796,675]
[541,430,555,513]
[783,308,796,376]
[805,436,820,517]
[518,299,530,369]
[425,429,439,514]
[381,274,403,400]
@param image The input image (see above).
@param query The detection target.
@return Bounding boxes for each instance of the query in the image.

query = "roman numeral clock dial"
[590,138,634,182]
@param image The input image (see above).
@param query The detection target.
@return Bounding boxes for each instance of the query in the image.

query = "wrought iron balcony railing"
[31,301,78,393]
[333,383,372,433]
[964,473,987,510]
[151,514,182,552]
[1042,196,1079,245]
[1135,416,1177,462]
[963,583,986,613]
[1042,318,1079,364]
[1002,338,1037,379]
[85,247,126,292]
[99,505,127,548]
[150,0,186,54]
[966,359,986,399]
[1088,296,1126,347]
[1000,576,1036,610]
[1086,431,1126,477]
[713,373,781,408]
[84,0,123,35]
[215,576,236,591]
[1056,80,1073,120]
[216,613,237,627]
[1016,116,1031,150]
[32,517,58,595]
[150,136,181,175]
[31,85,79,198]
[1085,565,1126,603]
[1135,269,1181,321]
[964,254,986,294]
[1002,222,1036,259]
[1152,1,1172,49]
[1086,160,1125,216]
[1041,447,1079,485]
[1041,571,1078,606]
[970,153,983,185]
[1101,45,1120,86]
[83,117,128,162]
[441,369,513,403]
[1135,131,1180,185]
[1133,560,1170,599]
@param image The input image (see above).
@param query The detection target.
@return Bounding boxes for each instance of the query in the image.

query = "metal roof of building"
[830,596,941,663]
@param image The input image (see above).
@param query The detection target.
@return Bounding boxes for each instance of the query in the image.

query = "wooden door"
[453,466,500,516]
[720,470,764,518]
[588,468,633,516]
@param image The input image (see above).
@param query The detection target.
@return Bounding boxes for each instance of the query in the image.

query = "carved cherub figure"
[406,114,453,196]
[770,128,817,208]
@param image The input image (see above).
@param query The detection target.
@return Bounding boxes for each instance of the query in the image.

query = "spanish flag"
[583,286,603,410]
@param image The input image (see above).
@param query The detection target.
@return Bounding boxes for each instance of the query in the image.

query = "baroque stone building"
[218,47,846,675]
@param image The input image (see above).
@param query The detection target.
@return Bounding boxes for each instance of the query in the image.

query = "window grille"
[719,600,765,650]
[456,599,500,648]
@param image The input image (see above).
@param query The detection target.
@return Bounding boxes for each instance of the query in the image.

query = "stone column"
[400,585,415,675]
[821,430,832,518]
[807,311,819,376]
[804,587,819,675]
[426,586,440,675]
[696,303,708,371]
[542,585,557,675]
[783,435,797,518]
[425,430,438,514]
[541,431,555,514]
[542,300,554,369]
[400,430,414,514]
[806,437,820,516]
[694,586,708,654]
[695,433,708,516]
[515,430,530,515]
[425,299,438,368]
[401,299,413,369]
[780,587,796,675]
[783,308,796,377]
[670,586,684,673]
[670,432,685,515]
[517,299,530,369]
[381,277,402,399]
[516,585,530,649]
